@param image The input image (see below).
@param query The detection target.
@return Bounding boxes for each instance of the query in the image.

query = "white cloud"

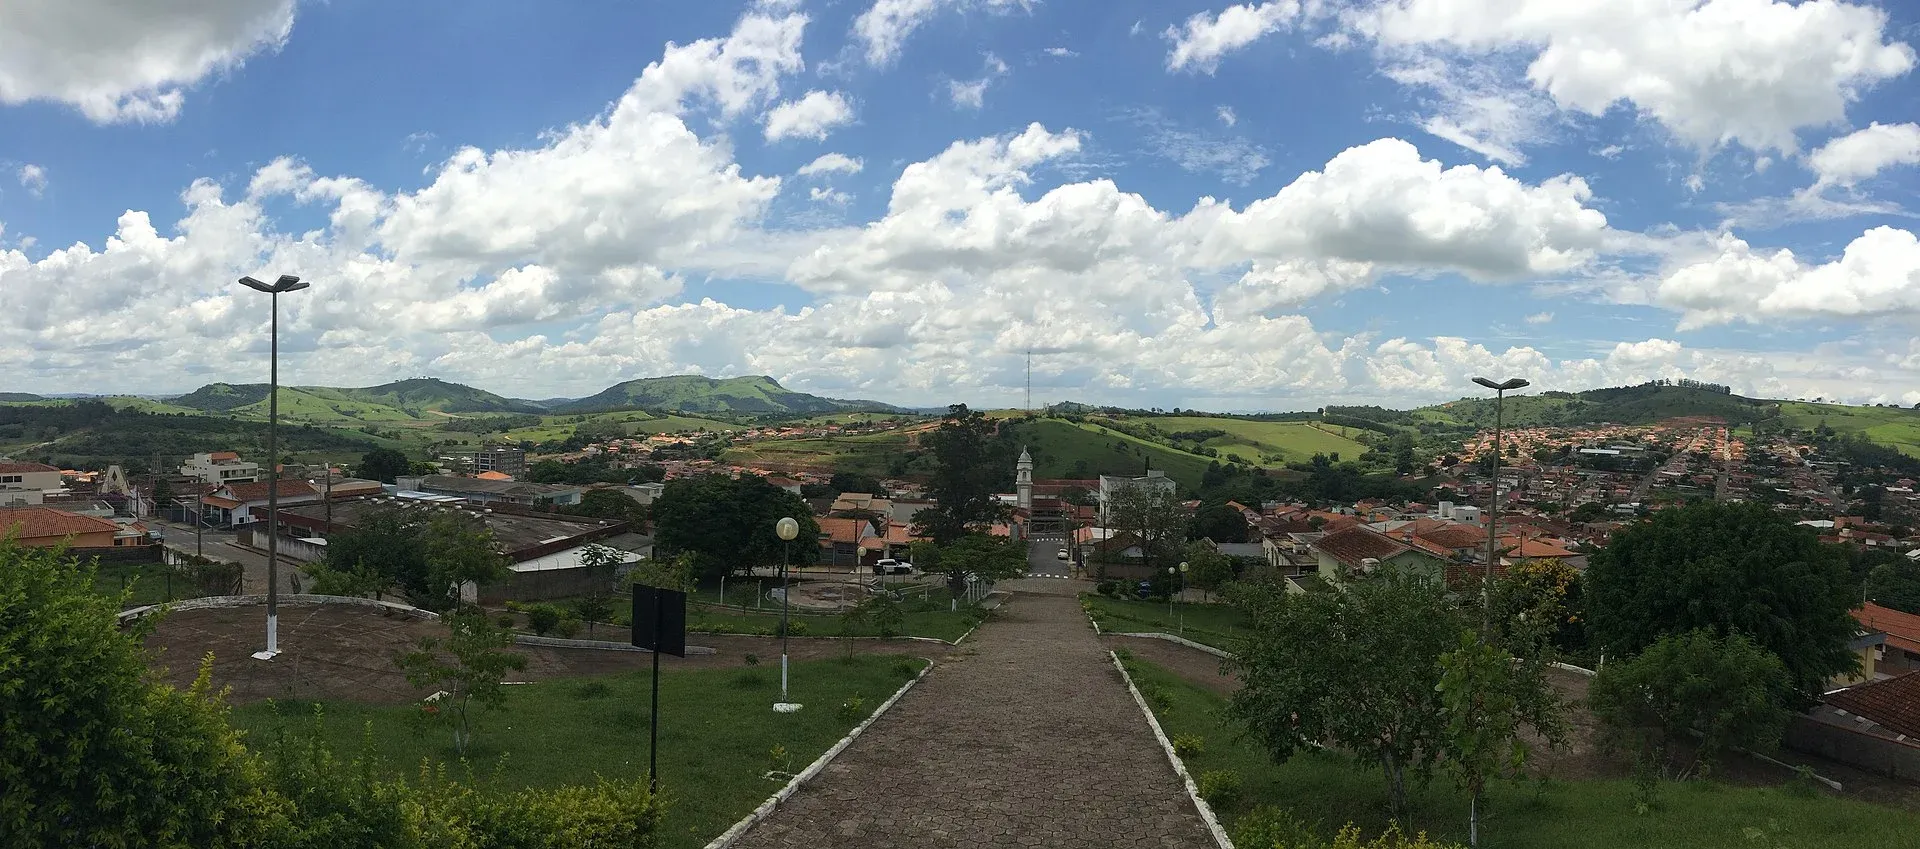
[853,0,1030,66]
[1044,47,1078,58]
[1525,311,1552,324]
[1136,115,1271,184]
[1166,2,1302,73]
[797,153,863,177]
[764,90,855,142]
[16,164,46,197]
[1656,226,1920,328]
[0,0,295,124]
[809,186,852,205]
[1594,145,1624,159]
[948,79,990,109]
[1217,105,1238,127]
[1355,0,1917,161]
[1808,121,1920,188]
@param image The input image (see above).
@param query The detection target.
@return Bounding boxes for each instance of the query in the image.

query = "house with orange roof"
[818,517,877,570]
[200,479,322,527]
[0,506,138,548]
[475,470,514,482]
[1855,602,1920,678]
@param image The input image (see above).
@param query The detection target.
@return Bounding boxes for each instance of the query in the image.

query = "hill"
[557,375,900,415]
[0,392,43,402]
[170,382,271,412]
[1777,401,1920,457]
[1001,418,1215,490]
[330,378,545,415]
[1419,382,1776,428]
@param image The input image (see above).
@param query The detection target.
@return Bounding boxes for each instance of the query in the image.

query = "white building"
[0,461,63,506]
[180,452,261,486]
[1097,469,1177,525]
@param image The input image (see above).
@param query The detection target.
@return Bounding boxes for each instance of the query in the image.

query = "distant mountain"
[557,375,902,415]
[170,382,272,412]
[0,392,44,402]
[1419,382,1775,428]
[330,378,545,415]
[170,378,544,420]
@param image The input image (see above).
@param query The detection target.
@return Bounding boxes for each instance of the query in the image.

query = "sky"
[2,0,1919,412]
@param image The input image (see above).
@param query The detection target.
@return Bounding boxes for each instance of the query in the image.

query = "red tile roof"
[0,507,119,540]
[209,451,240,461]
[220,480,320,503]
[1826,672,1920,740]
[1855,602,1920,655]
[1418,525,1487,551]
[0,461,59,474]
[817,517,873,544]
[1312,526,1412,569]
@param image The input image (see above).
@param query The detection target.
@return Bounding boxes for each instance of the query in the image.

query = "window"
[0,475,19,484]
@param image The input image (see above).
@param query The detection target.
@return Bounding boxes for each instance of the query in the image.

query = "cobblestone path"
[729,578,1217,849]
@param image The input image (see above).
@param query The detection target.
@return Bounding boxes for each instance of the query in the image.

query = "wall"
[238,525,328,563]
[1785,716,1920,781]
[482,564,616,604]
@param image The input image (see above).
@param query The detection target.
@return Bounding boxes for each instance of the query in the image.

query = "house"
[396,474,583,508]
[765,476,803,496]
[830,492,893,517]
[475,470,514,482]
[0,506,136,548]
[1788,671,1920,781]
[0,461,63,506]
[817,517,878,570]
[1854,602,1920,677]
[1097,470,1177,524]
[308,473,386,500]
[858,521,925,562]
[1499,537,1588,570]
[180,452,261,486]
[199,480,322,526]
[1309,525,1446,581]
[442,444,527,479]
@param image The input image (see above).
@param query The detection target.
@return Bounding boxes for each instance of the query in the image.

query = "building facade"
[0,461,62,506]
[1097,470,1177,525]
[180,452,261,486]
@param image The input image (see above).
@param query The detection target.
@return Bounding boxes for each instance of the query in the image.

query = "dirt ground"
[141,602,942,706]
[1103,633,1920,811]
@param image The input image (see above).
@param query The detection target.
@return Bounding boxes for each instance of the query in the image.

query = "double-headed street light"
[1472,376,1530,619]
[240,274,310,661]
[774,516,801,713]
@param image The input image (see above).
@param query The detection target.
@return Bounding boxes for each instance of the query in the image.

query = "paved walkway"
[730,578,1216,849]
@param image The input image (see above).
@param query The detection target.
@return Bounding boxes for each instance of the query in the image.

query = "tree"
[0,542,283,846]
[651,474,819,580]
[569,593,615,638]
[1228,569,1465,820]
[1181,540,1236,600]
[1567,501,1609,524]
[1188,503,1250,543]
[356,447,412,484]
[1583,502,1857,705]
[829,471,887,496]
[1867,559,1920,615]
[315,509,428,600]
[928,533,1028,597]
[566,488,646,524]
[1435,630,1564,847]
[1106,483,1186,571]
[916,404,1010,543]
[1586,629,1793,777]
[394,609,529,756]
[418,513,512,612]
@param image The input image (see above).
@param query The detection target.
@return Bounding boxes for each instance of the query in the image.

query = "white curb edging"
[701,658,935,849]
[1112,632,1233,659]
[118,593,441,625]
[1110,650,1234,849]
[1549,661,1597,677]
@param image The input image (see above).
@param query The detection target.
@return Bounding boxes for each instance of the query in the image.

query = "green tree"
[1228,568,1465,820]
[651,474,819,580]
[829,471,887,496]
[929,533,1028,597]
[1181,540,1236,601]
[355,447,412,484]
[418,513,511,612]
[0,542,285,846]
[1106,482,1186,571]
[1188,503,1250,543]
[394,609,529,756]
[1867,559,1920,615]
[570,592,615,638]
[566,488,646,524]
[1586,629,1793,777]
[1583,501,1856,704]
[1435,631,1564,847]
[916,404,1010,543]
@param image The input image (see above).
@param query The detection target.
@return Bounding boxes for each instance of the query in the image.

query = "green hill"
[0,392,43,402]
[330,378,544,415]
[171,383,272,412]
[1778,401,1920,457]
[170,378,543,423]
[1117,416,1370,466]
[1420,383,1775,428]
[557,375,900,415]
[1002,418,1214,491]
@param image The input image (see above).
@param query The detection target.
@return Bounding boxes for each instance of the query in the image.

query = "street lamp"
[774,516,801,713]
[1168,561,1188,622]
[240,274,310,661]
[1472,377,1530,622]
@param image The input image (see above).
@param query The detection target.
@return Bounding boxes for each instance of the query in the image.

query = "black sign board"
[631,584,688,657]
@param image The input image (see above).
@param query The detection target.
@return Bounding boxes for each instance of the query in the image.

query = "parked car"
[873,558,917,576]
[1055,548,1069,560]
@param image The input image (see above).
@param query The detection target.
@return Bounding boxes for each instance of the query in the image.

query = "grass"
[90,561,197,607]
[998,418,1214,490]
[500,411,740,444]
[1778,402,1920,458]
[1119,655,1920,849]
[1082,593,1250,652]
[721,429,931,478]
[1129,416,1371,466]
[230,654,928,849]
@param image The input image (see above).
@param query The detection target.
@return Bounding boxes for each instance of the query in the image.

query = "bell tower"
[1016,446,1034,511]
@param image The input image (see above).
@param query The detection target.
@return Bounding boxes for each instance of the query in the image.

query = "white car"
[873,558,917,576]
[1055,548,1069,560]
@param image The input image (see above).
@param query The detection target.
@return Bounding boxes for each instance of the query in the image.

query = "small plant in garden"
[1139,683,1173,712]
[1171,733,1205,759]
[1113,647,1134,662]
[1230,806,1319,849]
[494,613,516,630]
[394,610,528,756]
[767,743,793,776]
[891,658,919,678]
[524,603,562,636]
[838,695,866,723]
[555,618,582,639]
[1196,769,1241,809]
[743,652,761,666]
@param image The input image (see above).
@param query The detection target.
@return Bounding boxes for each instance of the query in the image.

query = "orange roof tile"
[0,507,119,540]
[0,461,59,474]
[1855,602,1920,656]
[1826,672,1920,740]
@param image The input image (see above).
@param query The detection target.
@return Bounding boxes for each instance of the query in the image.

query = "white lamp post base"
[773,702,803,713]
[250,649,279,661]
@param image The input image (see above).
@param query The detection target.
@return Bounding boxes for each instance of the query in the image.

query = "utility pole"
[1025,349,1032,412]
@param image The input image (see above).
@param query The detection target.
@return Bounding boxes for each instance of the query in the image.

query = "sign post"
[631,584,687,794]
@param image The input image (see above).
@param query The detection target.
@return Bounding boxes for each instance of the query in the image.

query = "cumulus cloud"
[797,153,863,177]
[1353,0,1917,163]
[1808,122,1920,188]
[1166,2,1302,73]
[16,164,46,197]
[1525,311,1552,324]
[0,0,295,123]
[1656,226,1920,328]
[1217,105,1238,127]
[764,90,855,141]
[853,0,1030,66]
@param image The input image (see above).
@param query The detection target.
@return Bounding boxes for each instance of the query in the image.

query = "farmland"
[1778,402,1920,457]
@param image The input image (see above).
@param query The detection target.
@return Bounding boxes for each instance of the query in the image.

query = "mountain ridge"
[556,375,903,415]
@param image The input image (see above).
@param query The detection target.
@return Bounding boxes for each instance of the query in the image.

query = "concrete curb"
[117,593,440,625]
[1549,661,1597,677]
[1111,632,1233,659]
[702,658,935,849]
[1109,650,1234,849]
[681,628,977,647]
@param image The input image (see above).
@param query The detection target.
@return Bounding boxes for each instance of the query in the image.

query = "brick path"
[729,578,1217,849]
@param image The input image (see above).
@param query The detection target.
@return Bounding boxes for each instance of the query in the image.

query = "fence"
[1785,716,1920,781]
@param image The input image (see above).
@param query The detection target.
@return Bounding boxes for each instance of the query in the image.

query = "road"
[148,519,307,596]
[1025,532,1074,578]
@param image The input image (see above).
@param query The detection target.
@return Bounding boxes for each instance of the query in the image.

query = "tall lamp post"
[1471,376,1530,621]
[241,274,310,661]
[774,516,801,713]
[1169,560,1189,634]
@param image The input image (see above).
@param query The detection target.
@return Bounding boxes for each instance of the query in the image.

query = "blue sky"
[2,0,1918,410]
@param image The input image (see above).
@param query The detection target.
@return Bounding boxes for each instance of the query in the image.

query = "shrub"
[1232,806,1319,849]
[555,618,583,640]
[838,695,867,724]
[743,652,761,666]
[502,600,525,613]
[494,613,516,630]
[767,743,793,775]
[524,604,563,636]
[891,657,919,678]
[1139,683,1173,713]
[1171,733,1205,759]
[777,619,809,637]
[1196,769,1242,810]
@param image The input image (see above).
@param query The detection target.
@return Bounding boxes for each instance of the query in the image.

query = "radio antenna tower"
[1025,349,1033,411]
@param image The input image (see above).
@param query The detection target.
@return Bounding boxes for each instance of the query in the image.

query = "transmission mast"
[1025,349,1033,412]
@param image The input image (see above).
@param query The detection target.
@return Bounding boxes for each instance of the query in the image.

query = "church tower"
[1016,446,1034,511]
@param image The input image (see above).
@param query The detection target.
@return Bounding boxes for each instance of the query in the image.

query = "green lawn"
[1083,594,1250,652]
[1119,655,1920,849]
[720,429,929,478]
[1137,417,1371,466]
[91,561,197,607]
[1778,402,1920,457]
[230,655,927,849]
